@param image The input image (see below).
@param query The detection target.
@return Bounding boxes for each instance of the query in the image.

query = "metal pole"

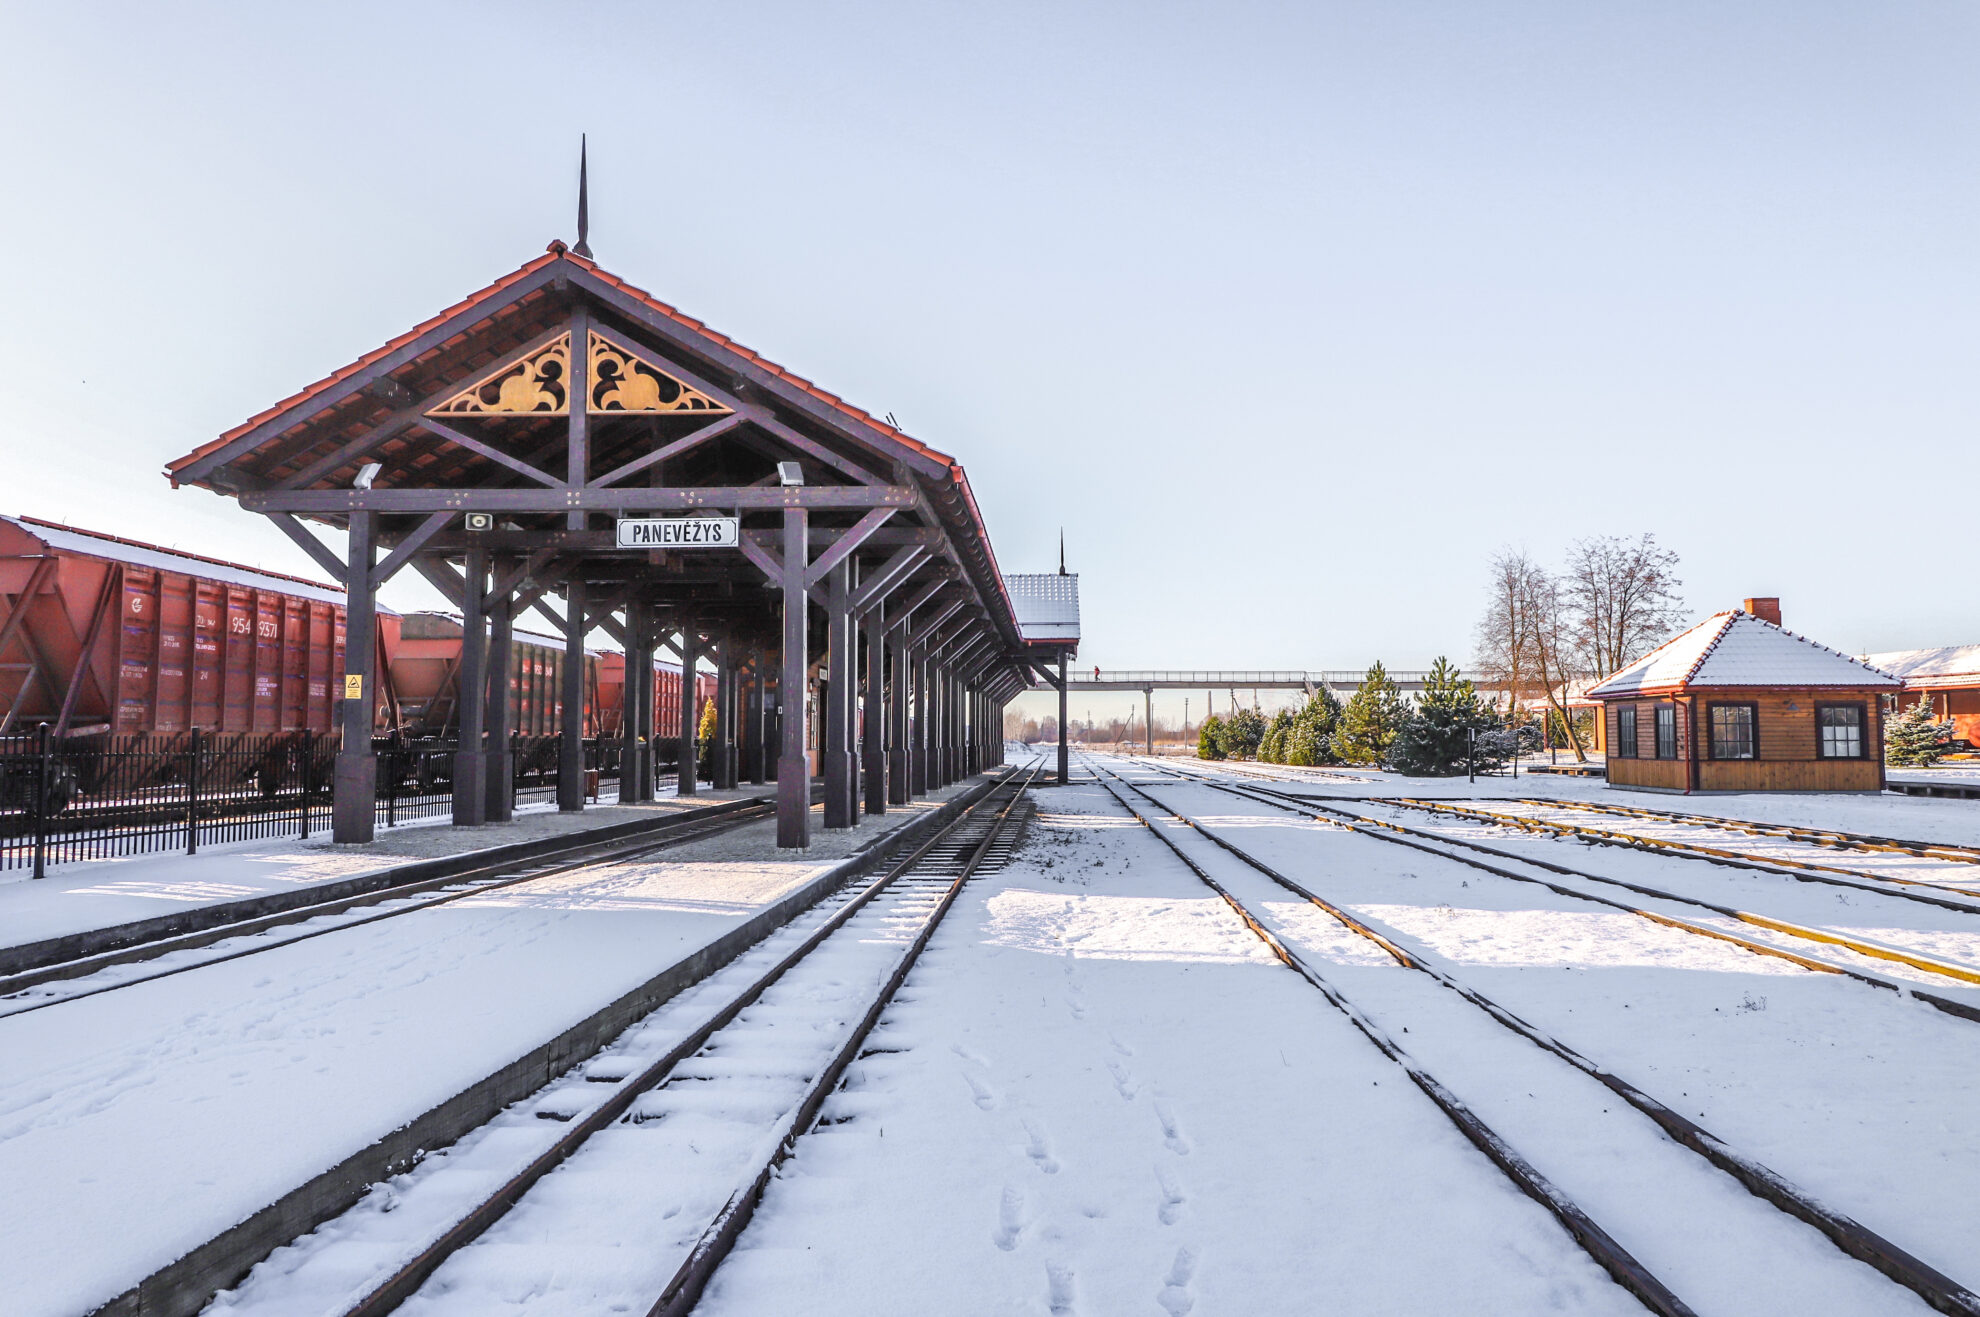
[1057,653,1069,785]
[185,726,201,855]
[32,723,50,878]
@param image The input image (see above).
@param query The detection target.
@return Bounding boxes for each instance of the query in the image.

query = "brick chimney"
[1742,597,1782,626]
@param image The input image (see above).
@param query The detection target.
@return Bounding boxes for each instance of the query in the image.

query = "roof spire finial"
[1058,528,1066,575]
[573,134,593,259]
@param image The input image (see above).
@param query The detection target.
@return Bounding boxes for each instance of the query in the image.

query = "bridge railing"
[1059,670,1438,687]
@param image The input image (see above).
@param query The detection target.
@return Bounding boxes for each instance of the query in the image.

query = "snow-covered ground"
[0,783,769,955]
[0,794,948,1317]
[11,750,1980,1315]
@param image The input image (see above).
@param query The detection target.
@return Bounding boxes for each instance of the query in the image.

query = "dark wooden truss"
[166,244,1034,843]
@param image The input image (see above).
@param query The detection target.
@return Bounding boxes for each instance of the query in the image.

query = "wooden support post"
[911,642,930,797]
[863,599,886,815]
[824,561,854,828]
[334,512,378,842]
[484,558,515,821]
[566,304,590,531]
[452,546,489,825]
[745,656,766,786]
[777,509,810,847]
[627,598,653,802]
[1058,653,1069,785]
[888,614,910,805]
[678,612,699,797]
[715,631,737,790]
[558,576,586,812]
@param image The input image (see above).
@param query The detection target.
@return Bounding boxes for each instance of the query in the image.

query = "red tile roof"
[164,241,1020,628]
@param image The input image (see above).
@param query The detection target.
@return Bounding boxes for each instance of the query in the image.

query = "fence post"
[31,724,50,880]
[385,740,397,829]
[299,730,313,840]
[186,727,202,855]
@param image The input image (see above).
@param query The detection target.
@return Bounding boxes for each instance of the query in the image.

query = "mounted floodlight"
[777,461,804,487]
[353,462,383,490]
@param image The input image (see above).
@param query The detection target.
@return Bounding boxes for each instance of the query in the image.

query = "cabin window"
[1817,704,1865,759]
[1614,706,1638,757]
[1655,705,1677,759]
[1708,704,1758,760]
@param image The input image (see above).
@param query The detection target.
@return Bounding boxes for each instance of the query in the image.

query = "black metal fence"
[0,729,683,874]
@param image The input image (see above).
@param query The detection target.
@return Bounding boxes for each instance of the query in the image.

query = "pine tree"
[1389,656,1501,776]
[1333,662,1410,766]
[1285,687,1342,766]
[695,697,719,781]
[1259,709,1294,763]
[1197,713,1226,760]
[1886,695,1954,768]
[1221,707,1267,760]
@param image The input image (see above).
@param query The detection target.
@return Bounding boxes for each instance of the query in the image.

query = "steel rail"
[1153,762,1980,1026]
[1342,795,1980,987]
[1078,760,1694,1317]
[0,797,789,1018]
[1391,797,1980,908]
[1098,757,1980,1317]
[1504,795,1980,865]
[644,758,1045,1317]
[332,759,1043,1317]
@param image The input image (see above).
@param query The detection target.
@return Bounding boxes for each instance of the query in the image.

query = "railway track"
[1386,796,1980,906]
[1510,795,1980,864]
[1086,755,1980,1317]
[0,793,793,1018]
[209,759,1044,1317]
[1144,759,1980,1010]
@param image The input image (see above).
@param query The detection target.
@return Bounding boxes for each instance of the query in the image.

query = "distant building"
[1585,598,1900,793]
[1855,645,1980,750]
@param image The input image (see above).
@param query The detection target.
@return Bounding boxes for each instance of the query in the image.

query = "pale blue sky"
[2,2,1974,697]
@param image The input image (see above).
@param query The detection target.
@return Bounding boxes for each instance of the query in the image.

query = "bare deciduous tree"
[1520,566,1588,761]
[1564,534,1686,680]
[1474,548,1545,722]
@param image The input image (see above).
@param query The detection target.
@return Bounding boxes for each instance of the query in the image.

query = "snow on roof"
[1857,644,1980,686]
[1003,572,1080,643]
[1586,611,1901,698]
[4,514,347,606]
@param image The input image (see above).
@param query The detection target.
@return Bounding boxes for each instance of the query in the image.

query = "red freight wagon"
[0,515,355,737]
[595,652,717,741]
[387,611,606,738]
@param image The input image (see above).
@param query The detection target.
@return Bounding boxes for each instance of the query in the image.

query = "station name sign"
[615,516,740,549]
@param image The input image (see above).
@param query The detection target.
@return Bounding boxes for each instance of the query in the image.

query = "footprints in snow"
[1158,1245,1199,1315]
[1022,1116,1062,1174]
[995,1185,1026,1251]
[1154,1163,1187,1225]
[1153,1099,1191,1156]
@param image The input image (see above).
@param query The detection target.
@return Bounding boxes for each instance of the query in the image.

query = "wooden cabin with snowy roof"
[1855,644,1980,751]
[1585,598,1902,794]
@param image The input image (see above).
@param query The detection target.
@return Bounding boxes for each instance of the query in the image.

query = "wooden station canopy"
[166,238,1035,847]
